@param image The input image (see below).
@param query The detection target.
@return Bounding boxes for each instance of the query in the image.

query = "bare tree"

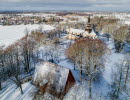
[110,59,130,100]
[124,58,130,85]
[0,28,47,92]
[91,16,118,33]
[0,45,5,67]
[82,39,107,99]
[113,26,129,52]
[0,43,24,94]
[44,45,60,64]
[102,25,117,35]
[66,38,107,94]
[66,40,85,81]
[19,29,37,73]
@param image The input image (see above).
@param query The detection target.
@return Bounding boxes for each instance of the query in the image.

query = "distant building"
[33,62,75,99]
[66,16,97,40]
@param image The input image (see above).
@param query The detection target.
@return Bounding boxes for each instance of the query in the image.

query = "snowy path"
[103,39,124,84]
[0,80,37,100]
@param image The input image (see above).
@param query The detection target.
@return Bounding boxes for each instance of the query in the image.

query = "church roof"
[67,28,85,33]
[67,28,97,36]
[33,62,70,93]
[83,29,97,37]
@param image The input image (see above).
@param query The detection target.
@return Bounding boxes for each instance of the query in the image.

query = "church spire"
[88,15,91,23]
[85,16,92,33]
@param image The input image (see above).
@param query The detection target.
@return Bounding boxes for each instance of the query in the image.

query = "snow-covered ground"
[0,80,37,100]
[0,27,128,99]
[124,20,130,25]
[103,39,124,84]
[64,38,125,99]
[0,24,54,47]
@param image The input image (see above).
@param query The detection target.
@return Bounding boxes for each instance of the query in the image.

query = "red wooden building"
[33,62,75,99]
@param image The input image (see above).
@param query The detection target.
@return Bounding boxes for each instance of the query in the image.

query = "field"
[0,24,54,47]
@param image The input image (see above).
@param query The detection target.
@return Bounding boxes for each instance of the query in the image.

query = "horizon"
[0,0,130,12]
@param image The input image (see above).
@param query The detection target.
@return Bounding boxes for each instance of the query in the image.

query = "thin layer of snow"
[67,28,85,33]
[33,62,70,92]
[64,81,89,100]
[42,92,60,100]
[0,80,37,100]
[124,43,130,52]
[33,62,53,83]
[58,60,74,70]
[82,29,97,37]
[67,28,97,38]
[0,24,54,47]
[103,39,124,83]
[124,20,130,25]
[64,37,125,100]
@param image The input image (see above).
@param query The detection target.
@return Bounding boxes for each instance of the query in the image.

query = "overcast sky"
[0,0,130,11]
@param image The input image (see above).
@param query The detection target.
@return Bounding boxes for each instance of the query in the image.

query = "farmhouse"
[66,16,97,40]
[33,62,75,99]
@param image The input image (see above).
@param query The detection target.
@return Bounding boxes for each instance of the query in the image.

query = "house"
[66,16,97,40]
[33,62,76,99]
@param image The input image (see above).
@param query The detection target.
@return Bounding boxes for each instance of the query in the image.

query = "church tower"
[85,16,92,33]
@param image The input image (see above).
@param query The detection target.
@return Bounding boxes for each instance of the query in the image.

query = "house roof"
[33,62,70,93]
[67,28,85,33]
[67,28,97,38]
[82,29,97,36]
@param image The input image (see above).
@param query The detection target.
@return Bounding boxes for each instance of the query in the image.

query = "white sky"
[0,0,129,11]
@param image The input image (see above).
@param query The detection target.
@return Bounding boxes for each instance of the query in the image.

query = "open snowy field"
[0,24,54,47]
